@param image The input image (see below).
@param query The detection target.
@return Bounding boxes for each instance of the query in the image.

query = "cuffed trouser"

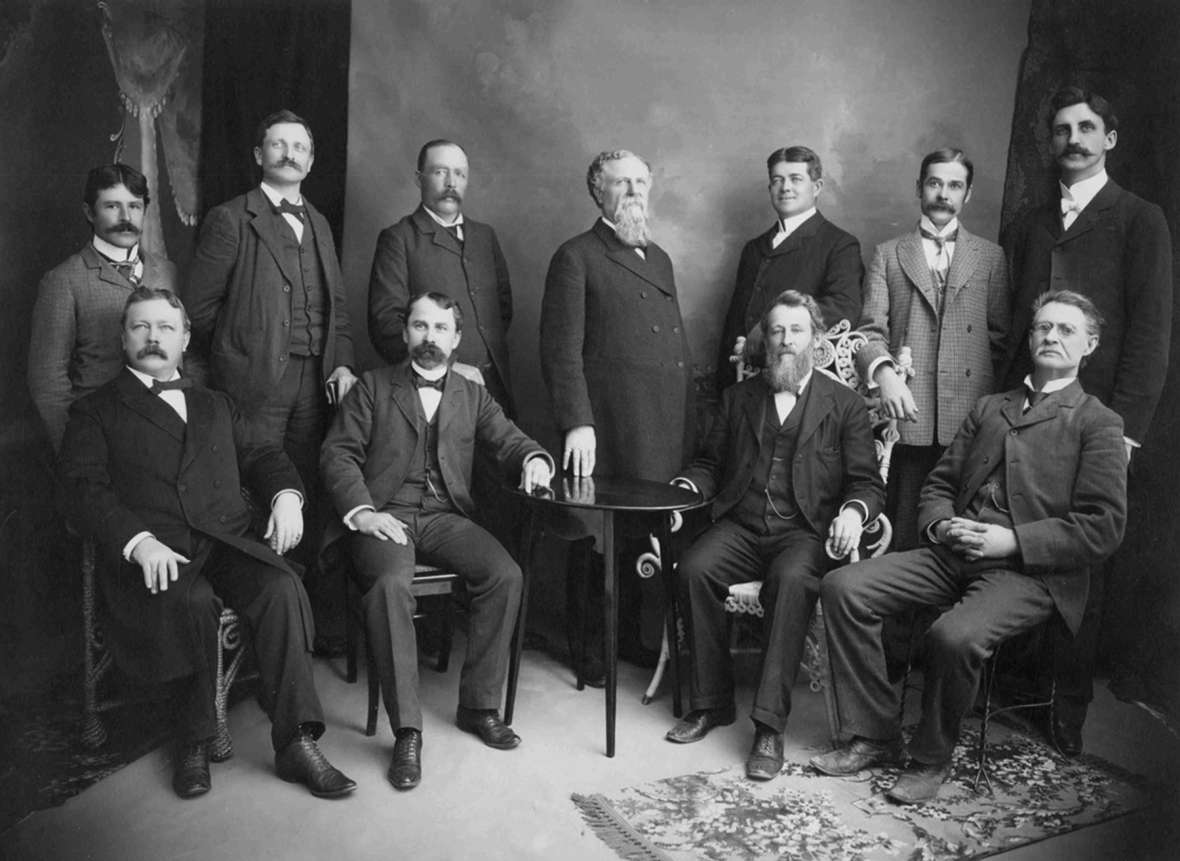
[821,546,1056,764]
[678,517,828,733]
[349,510,522,733]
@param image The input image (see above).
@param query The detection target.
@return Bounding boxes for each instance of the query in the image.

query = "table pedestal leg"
[603,510,617,757]
[656,515,682,718]
[505,505,538,726]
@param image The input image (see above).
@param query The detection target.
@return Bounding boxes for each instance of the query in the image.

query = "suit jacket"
[918,382,1127,634]
[539,219,695,482]
[184,187,355,405]
[29,244,178,449]
[367,206,513,398]
[1004,180,1173,442]
[58,368,310,680]
[682,371,885,538]
[717,212,863,389]
[320,361,551,548]
[856,225,1010,446]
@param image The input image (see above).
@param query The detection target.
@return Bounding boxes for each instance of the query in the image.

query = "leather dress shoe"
[456,706,521,749]
[577,655,607,689]
[664,705,737,744]
[388,730,422,790]
[1050,714,1084,757]
[172,740,211,799]
[885,760,951,804]
[745,726,784,780]
[809,736,904,776]
[275,730,357,798]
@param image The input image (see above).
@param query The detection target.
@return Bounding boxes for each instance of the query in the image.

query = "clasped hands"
[934,517,1018,561]
[132,493,304,594]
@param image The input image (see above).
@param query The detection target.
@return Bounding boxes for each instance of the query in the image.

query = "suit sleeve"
[320,374,381,516]
[679,390,732,499]
[838,394,886,521]
[473,384,551,477]
[985,246,1012,378]
[58,397,149,549]
[1110,202,1173,442]
[28,271,77,451]
[916,400,981,536]
[854,243,894,379]
[229,395,304,505]
[816,230,864,329]
[184,206,239,357]
[492,230,513,330]
[367,227,411,366]
[539,243,594,431]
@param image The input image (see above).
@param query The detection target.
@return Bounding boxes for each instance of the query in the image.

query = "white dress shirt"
[771,207,817,249]
[1059,169,1108,230]
[260,182,305,243]
[92,235,144,282]
[423,205,465,241]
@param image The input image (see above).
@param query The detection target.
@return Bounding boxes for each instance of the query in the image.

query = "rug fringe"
[571,793,674,861]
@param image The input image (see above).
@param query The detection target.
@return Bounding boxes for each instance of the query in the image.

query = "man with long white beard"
[664,290,884,783]
[540,149,695,681]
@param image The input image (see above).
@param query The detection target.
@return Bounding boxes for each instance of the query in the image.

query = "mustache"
[926,202,954,211]
[410,342,446,361]
[137,345,168,360]
[109,221,140,234]
[277,158,303,169]
[438,191,463,201]
[1061,145,1091,157]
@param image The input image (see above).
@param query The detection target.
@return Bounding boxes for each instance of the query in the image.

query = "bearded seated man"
[664,290,885,782]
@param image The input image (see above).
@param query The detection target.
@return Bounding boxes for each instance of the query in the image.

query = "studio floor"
[2,637,1178,861]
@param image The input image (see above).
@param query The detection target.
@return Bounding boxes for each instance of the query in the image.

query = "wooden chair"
[343,563,464,737]
[642,320,906,744]
[80,538,247,760]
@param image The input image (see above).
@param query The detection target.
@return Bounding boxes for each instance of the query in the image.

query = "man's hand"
[265,492,304,555]
[827,508,865,559]
[353,510,410,544]
[939,517,1018,560]
[563,425,596,477]
[520,456,553,494]
[327,366,358,403]
[131,536,191,595]
[874,365,919,423]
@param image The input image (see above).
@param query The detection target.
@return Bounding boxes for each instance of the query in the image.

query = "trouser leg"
[750,530,827,732]
[908,568,1055,764]
[1051,563,1103,728]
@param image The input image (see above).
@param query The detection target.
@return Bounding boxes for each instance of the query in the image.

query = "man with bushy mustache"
[664,290,884,784]
[540,149,696,683]
[1003,85,1172,756]
[29,163,178,450]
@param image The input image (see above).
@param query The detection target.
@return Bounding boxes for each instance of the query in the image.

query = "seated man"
[59,287,355,801]
[665,290,885,781]
[320,291,553,792]
[811,289,1127,804]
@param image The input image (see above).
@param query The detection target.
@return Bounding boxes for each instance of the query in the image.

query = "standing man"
[717,146,862,390]
[540,149,696,670]
[368,139,515,412]
[664,291,884,782]
[29,163,177,450]
[813,290,1126,804]
[185,109,357,647]
[321,292,552,791]
[1005,86,1172,754]
[59,287,355,800]
[857,149,1010,550]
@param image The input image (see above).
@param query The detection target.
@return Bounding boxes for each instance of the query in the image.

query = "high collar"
[1059,169,1108,211]
[92,234,139,261]
[259,181,303,207]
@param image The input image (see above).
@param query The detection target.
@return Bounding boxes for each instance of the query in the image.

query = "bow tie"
[412,373,446,392]
[1060,197,1082,216]
[275,199,306,221]
[920,228,958,248]
[150,377,192,394]
[101,254,140,282]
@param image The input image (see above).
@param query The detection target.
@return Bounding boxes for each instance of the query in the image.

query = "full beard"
[611,197,651,248]
[762,348,813,393]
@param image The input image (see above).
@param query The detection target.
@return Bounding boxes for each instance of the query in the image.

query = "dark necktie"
[919,227,958,249]
[276,199,306,221]
[103,255,140,284]
[921,227,957,297]
[445,223,463,246]
[1023,389,1047,413]
[150,377,193,394]
[413,373,446,392]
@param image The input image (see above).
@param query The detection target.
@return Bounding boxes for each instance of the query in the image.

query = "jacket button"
[283,285,291,293]
[651,325,660,333]
[178,483,186,492]
[282,320,290,327]
[640,291,647,299]
[211,444,218,452]
[965,369,971,377]
[218,514,227,523]
[1010,429,1018,436]
[677,360,684,368]
[213,479,222,488]
[279,354,287,362]
[673,326,680,334]
[966,324,973,333]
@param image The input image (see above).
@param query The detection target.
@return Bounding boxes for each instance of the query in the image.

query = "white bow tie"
[1060,198,1082,216]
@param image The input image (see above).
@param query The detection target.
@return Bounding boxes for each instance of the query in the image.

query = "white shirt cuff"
[344,504,376,530]
[865,356,896,390]
[839,500,869,524]
[271,489,303,509]
[123,531,153,561]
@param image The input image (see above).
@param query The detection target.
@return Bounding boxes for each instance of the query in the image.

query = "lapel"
[1056,179,1121,246]
[944,226,981,307]
[80,243,135,290]
[795,371,834,450]
[593,219,674,295]
[999,379,1082,430]
[766,211,823,259]
[246,187,301,288]
[412,205,463,258]
[740,379,769,445]
[114,368,186,443]
[180,387,214,472]
[898,230,940,313]
[389,363,424,435]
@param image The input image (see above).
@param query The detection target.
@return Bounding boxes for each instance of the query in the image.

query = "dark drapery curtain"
[999,0,1180,723]
[198,0,351,246]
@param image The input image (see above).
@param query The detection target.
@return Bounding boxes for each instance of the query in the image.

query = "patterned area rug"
[573,722,1154,861]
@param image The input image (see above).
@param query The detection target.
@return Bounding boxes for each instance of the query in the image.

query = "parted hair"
[122,286,191,331]
[405,291,465,331]
[84,163,149,208]
[766,146,822,181]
